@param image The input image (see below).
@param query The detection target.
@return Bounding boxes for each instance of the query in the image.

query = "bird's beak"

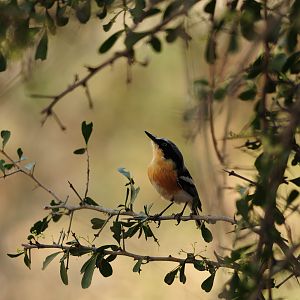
[145,131,158,143]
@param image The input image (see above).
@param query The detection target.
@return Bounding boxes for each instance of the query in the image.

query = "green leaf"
[81,254,97,288]
[0,159,5,175]
[73,148,86,155]
[204,0,216,15]
[103,21,113,32]
[133,258,142,273]
[81,121,93,145]
[83,197,99,206]
[56,4,69,27]
[201,272,215,292]
[17,148,24,160]
[97,6,107,19]
[4,163,13,170]
[290,177,300,187]
[24,251,31,269]
[1,130,11,149]
[7,251,24,258]
[98,258,113,277]
[69,247,91,257]
[91,218,106,229]
[76,0,91,24]
[164,268,179,285]
[193,260,206,271]
[205,33,216,64]
[179,263,186,284]
[99,30,124,54]
[84,197,99,206]
[60,259,68,285]
[163,0,181,20]
[238,83,257,101]
[149,36,162,53]
[117,167,131,180]
[30,217,49,235]
[125,31,149,49]
[42,251,62,270]
[286,189,299,207]
[201,223,213,243]
[0,51,7,72]
[110,221,122,244]
[214,87,227,101]
[35,32,48,61]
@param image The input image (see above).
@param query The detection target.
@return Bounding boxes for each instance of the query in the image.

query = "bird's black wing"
[177,166,202,212]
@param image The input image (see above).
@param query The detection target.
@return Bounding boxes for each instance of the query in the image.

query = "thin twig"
[68,181,84,203]
[45,203,237,225]
[223,169,257,186]
[0,149,61,202]
[84,148,90,199]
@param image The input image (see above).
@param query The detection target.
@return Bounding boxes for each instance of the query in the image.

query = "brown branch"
[21,242,238,270]
[44,203,237,225]
[0,149,61,202]
[38,3,200,127]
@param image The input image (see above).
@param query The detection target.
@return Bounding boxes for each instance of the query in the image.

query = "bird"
[145,131,202,227]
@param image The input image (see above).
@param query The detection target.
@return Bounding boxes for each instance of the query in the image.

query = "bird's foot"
[174,212,183,226]
[152,214,162,228]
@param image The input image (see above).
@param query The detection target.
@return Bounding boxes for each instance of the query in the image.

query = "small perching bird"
[145,131,202,227]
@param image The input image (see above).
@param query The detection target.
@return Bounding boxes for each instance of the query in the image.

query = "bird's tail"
[191,206,202,228]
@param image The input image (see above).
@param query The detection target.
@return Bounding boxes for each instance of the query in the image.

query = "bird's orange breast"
[147,159,181,199]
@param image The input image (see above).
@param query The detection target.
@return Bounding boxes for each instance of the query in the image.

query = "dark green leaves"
[91,218,105,229]
[35,32,48,61]
[201,223,213,243]
[204,0,216,15]
[149,36,162,53]
[42,251,62,270]
[76,0,91,24]
[290,177,300,187]
[133,258,143,274]
[201,272,216,292]
[1,130,11,149]
[205,33,217,64]
[83,197,99,206]
[0,52,7,72]
[286,189,299,207]
[56,3,69,27]
[193,260,206,271]
[73,148,86,155]
[98,257,113,277]
[238,84,257,101]
[60,259,69,285]
[164,268,179,285]
[81,254,97,288]
[24,251,31,269]
[125,31,149,50]
[110,221,122,244]
[17,148,23,160]
[81,121,93,145]
[30,217,50,235]
[99,30,124,54]
[7,251,24,258]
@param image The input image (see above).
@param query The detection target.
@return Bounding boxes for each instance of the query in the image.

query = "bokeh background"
[0,10,299,300]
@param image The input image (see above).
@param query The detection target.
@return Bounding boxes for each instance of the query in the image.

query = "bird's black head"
[145,131,184,169]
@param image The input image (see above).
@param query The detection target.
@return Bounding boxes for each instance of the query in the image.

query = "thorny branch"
[35,1,201,129]
[44,203,237,225]
[21,242,237,270]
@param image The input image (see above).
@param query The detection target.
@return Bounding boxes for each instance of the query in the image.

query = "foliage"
[2,0,300,299]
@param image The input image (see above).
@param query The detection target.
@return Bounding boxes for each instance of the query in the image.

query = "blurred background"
[0,10,299,300]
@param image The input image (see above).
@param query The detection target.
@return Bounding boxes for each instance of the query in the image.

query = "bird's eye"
[162,142,168,147]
